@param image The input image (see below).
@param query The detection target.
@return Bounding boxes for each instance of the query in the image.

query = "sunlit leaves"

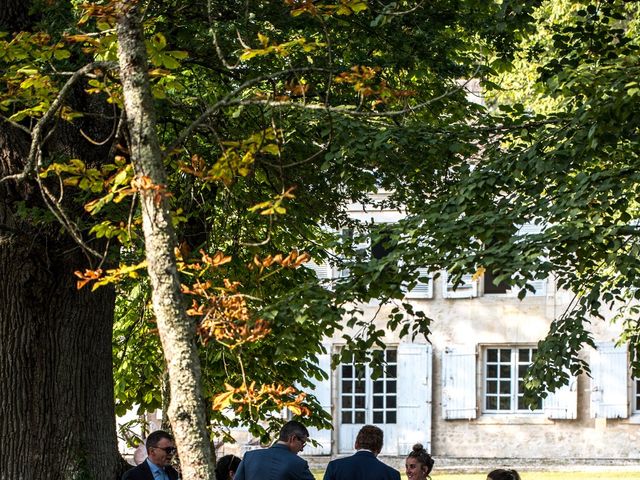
[179,128,281,185]
[40,158,107,193]
[285,0,368,18]
[146,32,189,70]
[212,382,310,418]
[334,65,417,107]
[0,32,69,120]
[74,261,148,291]
[184,276,272,348]
[90,220,138,243]
[248,250,311,273]
[248,187,296,216]
[40,157,139,214]
[240,34,326,61]
[74,268,104,290]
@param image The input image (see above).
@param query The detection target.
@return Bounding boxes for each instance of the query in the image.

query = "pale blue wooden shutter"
[590,342,628,419]
[514,223,548,296]
[302,343,333,455]
[443,272,478,298]
[403,268,433,299]
[441,345,477,419]
[306,260,332,280]
[397,343,432,454]
[517,222,545,235]
[528,278,547,296]
[543,373,577,419]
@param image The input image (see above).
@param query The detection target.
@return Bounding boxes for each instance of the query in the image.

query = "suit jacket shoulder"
[121,460,179,480]
[121,462,152,480]
[235,444,314,480]
[323,451,400,480]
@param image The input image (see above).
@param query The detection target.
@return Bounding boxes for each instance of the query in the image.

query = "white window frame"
[480,271,547,297]
[442,271,478,298]
[482,345,543,415]
[337,227,371,278]
[510,222,548,297]
[305,259,333,280]
[507,277,547,297]
[634,377,640,415]
[403,267,433,299]
[482,268,510,295]
[339,349,398,426]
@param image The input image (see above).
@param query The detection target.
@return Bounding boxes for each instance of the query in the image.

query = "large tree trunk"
[0,230,120,480]
[0,0,124,467]
[116,3,215,480]
[0,123,123,479]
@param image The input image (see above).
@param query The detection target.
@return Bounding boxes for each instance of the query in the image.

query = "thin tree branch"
[166,69,477,153]
[165,67,330,154]
[0,114,31,135]
[0,60,118,185]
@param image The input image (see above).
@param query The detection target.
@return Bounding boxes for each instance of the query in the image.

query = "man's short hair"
[278,420,309,441]
[146,430,174,451]
[355,425,383,453]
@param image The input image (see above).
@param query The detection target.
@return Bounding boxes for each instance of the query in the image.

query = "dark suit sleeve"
[322,461,334,480]
[168,465,179,480]
[295,460,315,480]
[234,459,246,480]
[389,466,401,480]
[120,466,136,480]
[120,465,140,480]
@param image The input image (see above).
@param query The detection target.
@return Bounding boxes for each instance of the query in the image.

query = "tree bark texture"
[116,4,215,480]
[0,122,122,480]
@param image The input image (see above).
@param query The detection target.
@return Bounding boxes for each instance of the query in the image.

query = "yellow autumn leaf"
[289,405,302,415]
[212,391,235,411]
[257,32,269,48]
[471,266,486,282]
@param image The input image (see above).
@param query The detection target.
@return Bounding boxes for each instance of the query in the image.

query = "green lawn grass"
[435,474,640,480]
[313,471,640,480]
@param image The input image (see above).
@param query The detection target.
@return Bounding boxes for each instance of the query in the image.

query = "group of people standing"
[232,421,433,480]
[121,421,521,480]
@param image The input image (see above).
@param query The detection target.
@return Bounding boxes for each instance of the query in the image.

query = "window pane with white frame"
[484,346,542,413]
[635,378,640,413]
[340,349,397,425]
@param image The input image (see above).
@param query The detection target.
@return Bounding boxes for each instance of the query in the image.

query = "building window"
[443,271,478,298]
[635,378,640,413]
[483,269,509,294]
[484,346,542,413]
[340,349,397,424]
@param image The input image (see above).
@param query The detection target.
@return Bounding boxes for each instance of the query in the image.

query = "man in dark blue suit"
[234,420,315,480]
[323,425,400,480]
[121,430,179,480]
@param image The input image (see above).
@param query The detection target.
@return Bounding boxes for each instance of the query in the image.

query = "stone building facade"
[299,199,640,462]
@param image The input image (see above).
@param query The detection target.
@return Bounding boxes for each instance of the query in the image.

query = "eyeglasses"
[152,446,177,455]
[295,435,308,446]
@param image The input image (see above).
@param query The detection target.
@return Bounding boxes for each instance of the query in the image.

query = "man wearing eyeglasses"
[234,420,315,480]
[122,430,179,480]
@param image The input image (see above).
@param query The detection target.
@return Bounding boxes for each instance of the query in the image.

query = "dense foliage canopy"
[3,2,639,471]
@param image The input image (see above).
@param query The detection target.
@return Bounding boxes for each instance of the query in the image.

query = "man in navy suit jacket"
[122,430,179,480]
[234,420,315,480]
[323,425,400,480]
